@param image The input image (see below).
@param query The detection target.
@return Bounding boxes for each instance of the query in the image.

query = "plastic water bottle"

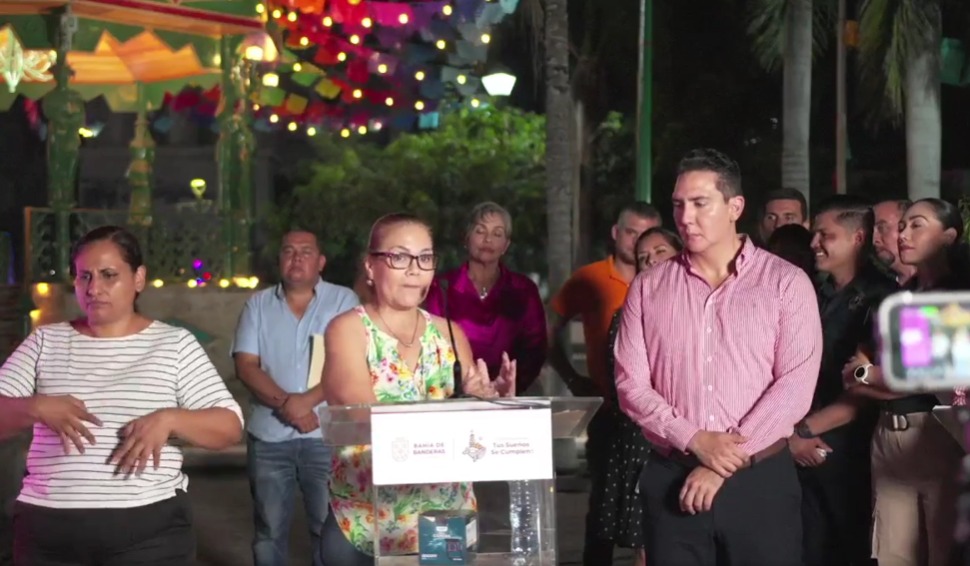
[508,480,539,562]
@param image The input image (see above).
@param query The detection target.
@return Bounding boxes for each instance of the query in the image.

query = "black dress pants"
[800,454,875,566]
[13,490,194,566]
[639,448,802,566]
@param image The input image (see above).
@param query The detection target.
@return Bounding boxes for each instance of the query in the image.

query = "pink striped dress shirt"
[614,236,822,456]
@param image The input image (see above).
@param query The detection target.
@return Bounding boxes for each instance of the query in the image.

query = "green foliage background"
[264,106,548,286]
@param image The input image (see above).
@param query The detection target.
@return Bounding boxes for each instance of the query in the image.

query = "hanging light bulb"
[293,62,302,72]
[323,16,333,26]
[272,8,282,18]
[255,3,265,14]
[307,126,317,136]
[352,89,363,99]
[457,74,467,84]
[337,52,347,62]
[287,11,297,22]
[398,13,409,24]
[415,70,426,81]
[435,39,446,50]
[262,72,279,87]
[471,98,481,108]
[443,5,453,16]
[299,36,309,47]
[362,17,373,28]
[385,96,394,106]
[481,33,491,44]
[350,34,361,45]
[287,122,298,132]
[269,114,279,123]
[414,100,425,111]
[377,63,388,74]
[340,128,351,138]
[357,125,368,135]
[253,103,261,111]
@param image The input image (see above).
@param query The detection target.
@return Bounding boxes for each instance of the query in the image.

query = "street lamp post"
[635,0,653,203]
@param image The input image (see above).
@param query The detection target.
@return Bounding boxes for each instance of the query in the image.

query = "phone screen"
[883,299,970,387]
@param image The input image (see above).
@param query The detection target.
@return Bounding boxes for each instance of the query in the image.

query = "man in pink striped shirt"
[614,148,823,565]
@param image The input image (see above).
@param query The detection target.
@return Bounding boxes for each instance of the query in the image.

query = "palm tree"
[747,0,835,206]
[857,0,943,200]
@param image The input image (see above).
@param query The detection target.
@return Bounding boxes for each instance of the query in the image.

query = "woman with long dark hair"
[844,198,968,565]
[598,227,683,566]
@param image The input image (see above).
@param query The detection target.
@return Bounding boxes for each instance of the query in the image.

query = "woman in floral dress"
[319,213,515,565]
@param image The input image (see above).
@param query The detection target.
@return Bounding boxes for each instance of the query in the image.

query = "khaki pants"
[872,412,965,566]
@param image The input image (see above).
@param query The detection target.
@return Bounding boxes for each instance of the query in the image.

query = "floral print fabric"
[329,307,476,555]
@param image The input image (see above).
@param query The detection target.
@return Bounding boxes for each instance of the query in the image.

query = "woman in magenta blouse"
[425,202,548,393]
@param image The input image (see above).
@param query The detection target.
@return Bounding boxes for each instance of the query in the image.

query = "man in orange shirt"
[549,201,661,566]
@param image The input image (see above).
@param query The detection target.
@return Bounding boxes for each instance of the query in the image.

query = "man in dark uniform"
[788,195,897,566]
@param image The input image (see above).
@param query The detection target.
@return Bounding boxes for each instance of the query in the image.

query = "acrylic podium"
[318,397,602,565]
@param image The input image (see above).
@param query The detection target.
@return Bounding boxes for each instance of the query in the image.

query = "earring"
[366,278,374,286]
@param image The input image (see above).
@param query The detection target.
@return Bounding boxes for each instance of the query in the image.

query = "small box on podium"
[418,509,478,564]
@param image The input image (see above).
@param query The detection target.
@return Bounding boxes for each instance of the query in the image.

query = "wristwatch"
[854,363,874,385]
[794,419,816,439]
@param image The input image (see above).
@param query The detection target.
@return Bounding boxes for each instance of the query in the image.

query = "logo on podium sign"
[462,432,486,462]
[370,406,554,485]
[391,438,410,462]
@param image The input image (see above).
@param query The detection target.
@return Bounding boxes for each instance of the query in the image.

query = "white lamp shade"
[482,72,516,97]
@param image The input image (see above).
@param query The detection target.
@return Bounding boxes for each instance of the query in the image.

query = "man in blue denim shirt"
[233,230,359,566]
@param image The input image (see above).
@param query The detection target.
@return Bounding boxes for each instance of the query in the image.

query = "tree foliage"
[264,106,547,286]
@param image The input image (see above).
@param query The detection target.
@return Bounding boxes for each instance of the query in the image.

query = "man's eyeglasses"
[370,251,438,271]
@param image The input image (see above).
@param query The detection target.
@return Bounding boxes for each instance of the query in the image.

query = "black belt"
[881,394,937,416]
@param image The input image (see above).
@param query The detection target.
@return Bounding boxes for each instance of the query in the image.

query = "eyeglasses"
[370,251,438,271]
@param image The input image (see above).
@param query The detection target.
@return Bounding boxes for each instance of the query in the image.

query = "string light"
[415,70,426,81]
[253,103,261,111]
[269,114,279,123]
[436,39,446,50]
[293,63,302,72]
[471,98,481,108]
[272,8,282,18]
[299,36,309,47]
[337,52,347,62]
[350,34,361,45]
[287,11,297,22]
[151,279,164,288]
[362,17,373,28]
[288,122,298,132]
[187,279,199,288]
[219,279,231,288]
[414,100,425,111]
[307,126,317,136]
[340,128,351,138]
[262,73,279,87]
[35,283,50,297]
[385,96,394,106]
[481,33,491,44]
[457,74,467,84]
[357,125,368,135]
[352,89,363,99]
[255,3,265,14]
[373,121,383,131]
[443,5,453,16]
[377,63,388,74]
[398,13,410,24]
[323,16,333,26]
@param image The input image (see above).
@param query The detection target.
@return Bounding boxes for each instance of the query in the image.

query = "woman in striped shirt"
[0,225,244,565]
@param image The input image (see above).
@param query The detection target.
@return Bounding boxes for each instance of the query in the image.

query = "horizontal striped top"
[0,321,243,509]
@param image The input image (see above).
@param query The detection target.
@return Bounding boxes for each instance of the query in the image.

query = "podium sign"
[370,407,554,486]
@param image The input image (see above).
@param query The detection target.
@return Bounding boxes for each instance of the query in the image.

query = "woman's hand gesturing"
[32,395,103,454]
[492,352,516,398]
[110,409,176,476]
